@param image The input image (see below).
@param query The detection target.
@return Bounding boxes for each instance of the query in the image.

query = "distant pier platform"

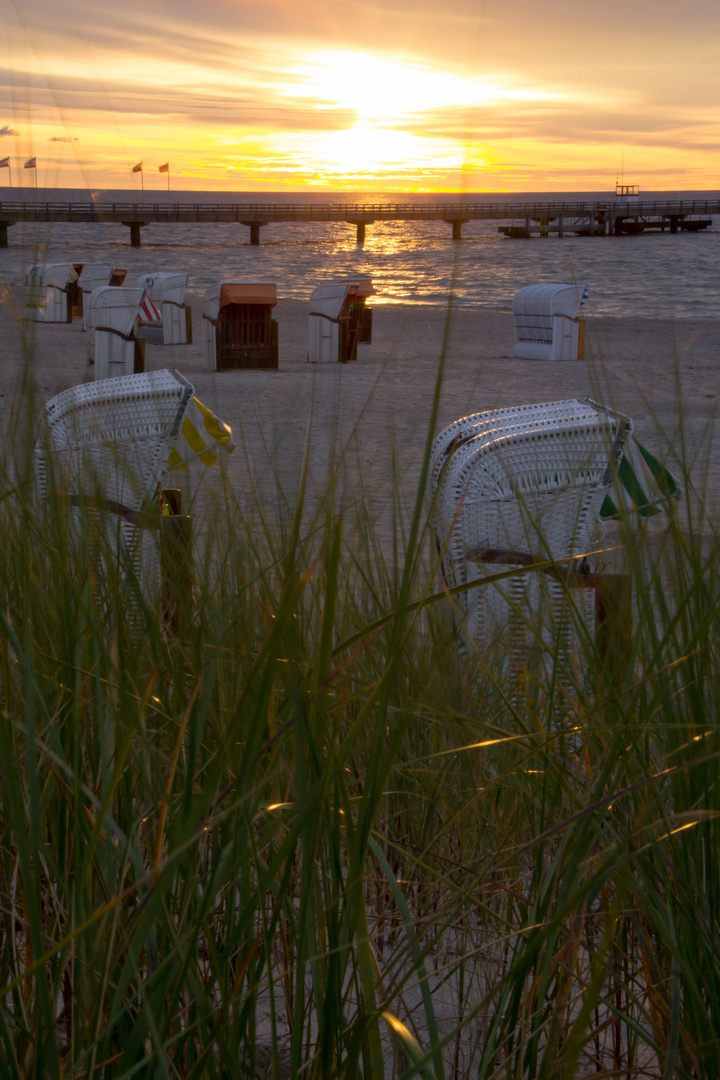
[0,198,717,247]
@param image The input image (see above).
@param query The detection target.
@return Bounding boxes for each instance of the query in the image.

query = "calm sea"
[1,188,718,318]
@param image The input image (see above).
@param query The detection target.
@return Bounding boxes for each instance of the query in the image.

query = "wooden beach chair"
[202,282,278,370]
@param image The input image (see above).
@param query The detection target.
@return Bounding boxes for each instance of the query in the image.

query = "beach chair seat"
[428,398,632,665]
[85,286,146,378]
[512,282,588,361]
[35,370,195,614]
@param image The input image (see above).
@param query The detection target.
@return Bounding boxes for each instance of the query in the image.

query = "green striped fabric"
[600,437,682,519]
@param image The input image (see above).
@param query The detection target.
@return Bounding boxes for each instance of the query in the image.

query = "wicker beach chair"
[36,370,195,610]
[428,398,632,664]
[512,282,588,361]
[79,266,127,325]
[85,286,146,378]
[23,263,81,323]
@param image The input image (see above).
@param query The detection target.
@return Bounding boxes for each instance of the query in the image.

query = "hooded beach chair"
[428,398,632,665]
[308,279,374,363]
[202,282,278,370]
[86,286,146,378]
[135,272,192,345]
[23,263,83,323]
[512,282,589,361]
[35,370,195,613]
[78,266,127,324]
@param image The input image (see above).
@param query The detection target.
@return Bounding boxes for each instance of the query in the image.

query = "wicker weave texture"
[85,287,145,336]
[94,334,137,381]
[36,370,194,596]
[428,398,632,660]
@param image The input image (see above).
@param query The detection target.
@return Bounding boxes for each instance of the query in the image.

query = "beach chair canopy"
[80,265,127,293]
[25,263,81,290]
[341,278,374,298]
[513,282,588,344]
[310,280,374,320]
[86,286,146,337]
[135,272,188,306]
[309,283,353,320]
[203,282,277,321]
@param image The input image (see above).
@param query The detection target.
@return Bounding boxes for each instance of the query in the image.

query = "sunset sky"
[2,0,718,192]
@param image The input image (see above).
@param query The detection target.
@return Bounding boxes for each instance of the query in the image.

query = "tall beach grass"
[0,312,719,1080]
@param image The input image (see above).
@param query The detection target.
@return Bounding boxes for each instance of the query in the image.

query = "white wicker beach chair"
[80,266,127,329]
[23,263,80,323]
[428,398,632,664]
[36,370,195,607]
[86,286,146,378]
[135,272,191,344]
[512,282,588,361]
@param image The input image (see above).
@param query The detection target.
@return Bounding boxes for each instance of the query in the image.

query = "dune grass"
[0,344,719,1080]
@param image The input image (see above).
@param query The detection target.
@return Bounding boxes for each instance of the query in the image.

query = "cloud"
[0,125,18,136]
[48,135,78,141]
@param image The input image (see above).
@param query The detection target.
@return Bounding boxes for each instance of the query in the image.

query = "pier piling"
[122,222,145,247]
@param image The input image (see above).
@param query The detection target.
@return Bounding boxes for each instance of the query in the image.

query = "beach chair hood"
[203,282,277,321]
[135,272,189,305]
[86,286,146,336]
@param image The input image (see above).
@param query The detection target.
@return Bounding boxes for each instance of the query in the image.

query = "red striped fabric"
[138,295,162,323]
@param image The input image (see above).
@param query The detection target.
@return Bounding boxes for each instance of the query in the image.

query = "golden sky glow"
[2,0,719,192]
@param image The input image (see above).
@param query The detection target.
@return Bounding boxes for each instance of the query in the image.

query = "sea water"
[1,188,718,318]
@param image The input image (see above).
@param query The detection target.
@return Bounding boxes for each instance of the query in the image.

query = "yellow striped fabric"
[167,396,237,473]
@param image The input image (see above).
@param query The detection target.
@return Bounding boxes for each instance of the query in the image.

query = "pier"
[0,198,717,247]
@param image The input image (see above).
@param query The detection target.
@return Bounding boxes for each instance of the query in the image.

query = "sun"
[282,50,556,124]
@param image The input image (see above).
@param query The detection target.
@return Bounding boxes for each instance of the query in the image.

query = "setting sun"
[2,0,718,191]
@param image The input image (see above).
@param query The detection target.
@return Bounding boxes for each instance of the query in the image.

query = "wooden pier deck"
[0,198,717,247]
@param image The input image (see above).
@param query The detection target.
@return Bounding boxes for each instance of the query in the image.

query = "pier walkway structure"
[0,198,717,247]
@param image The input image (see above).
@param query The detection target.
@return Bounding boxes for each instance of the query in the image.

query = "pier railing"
[2,199,720,223]
[1,199,717,246]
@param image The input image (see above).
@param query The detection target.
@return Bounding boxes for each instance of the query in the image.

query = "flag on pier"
[24,157,36,168]
[0,158,9,168]
[159,162,169,173]
[132,161,142,173]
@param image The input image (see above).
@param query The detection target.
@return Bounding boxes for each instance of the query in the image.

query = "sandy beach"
[3,291,719,554]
